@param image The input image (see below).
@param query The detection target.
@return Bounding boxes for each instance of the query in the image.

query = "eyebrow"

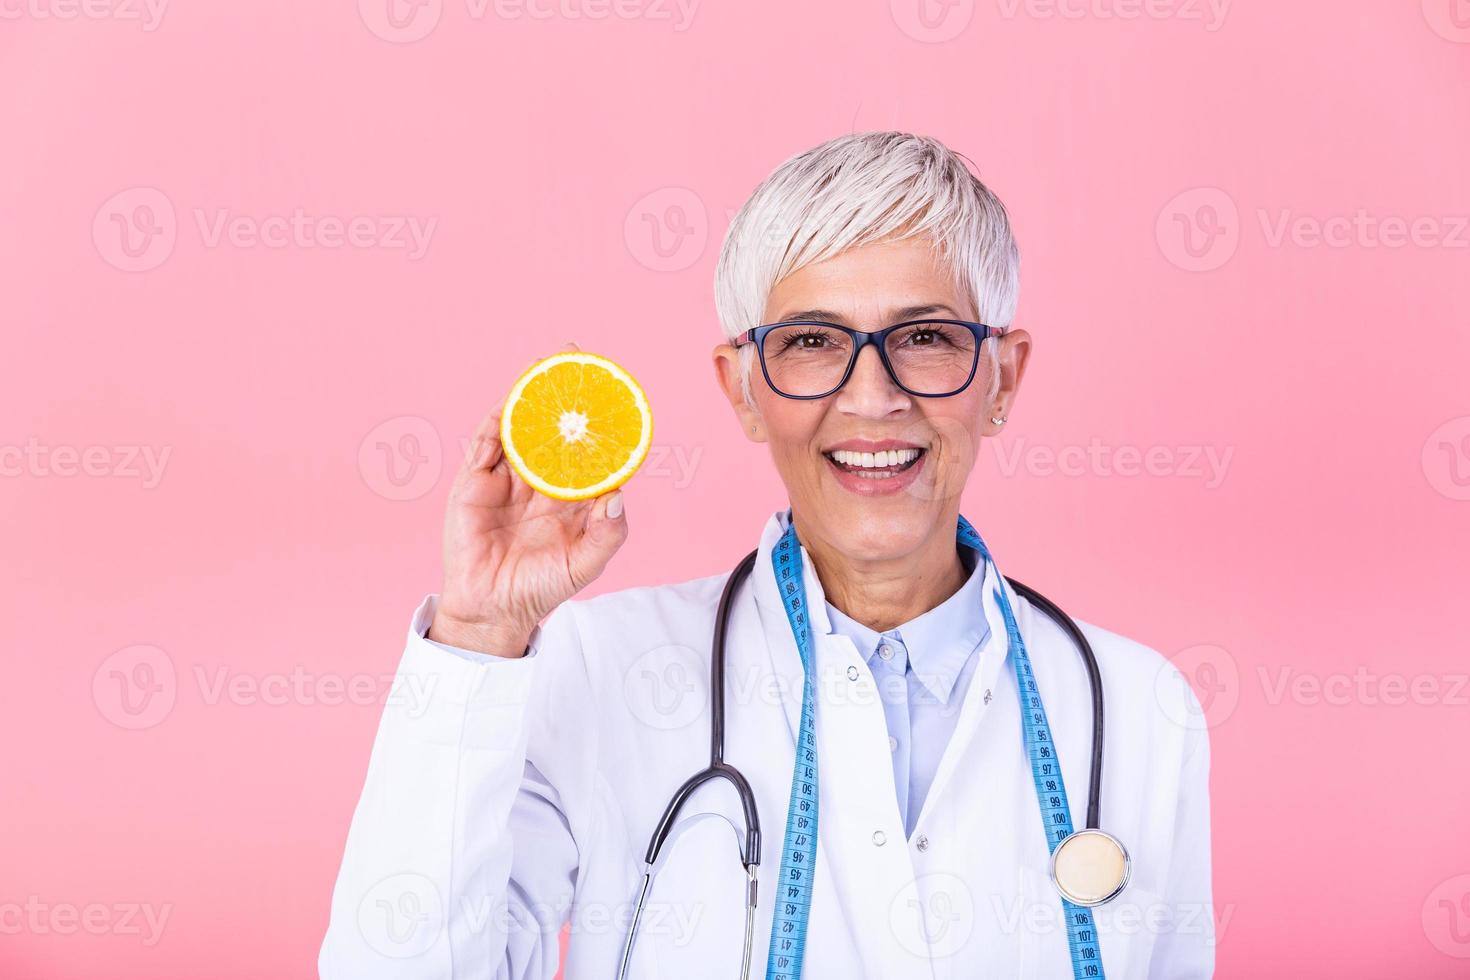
[774,304,963,324]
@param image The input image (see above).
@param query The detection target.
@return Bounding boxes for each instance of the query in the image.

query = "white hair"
[714,131,1020,406]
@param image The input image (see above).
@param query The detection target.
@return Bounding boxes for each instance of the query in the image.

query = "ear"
[991,328,1032,421]
[712,342,766,443]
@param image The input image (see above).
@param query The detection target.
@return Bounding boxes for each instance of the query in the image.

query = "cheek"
[924,403,985,478]
[758,399,823,458]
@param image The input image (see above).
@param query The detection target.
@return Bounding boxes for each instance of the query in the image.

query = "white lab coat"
[320,510,1214,979]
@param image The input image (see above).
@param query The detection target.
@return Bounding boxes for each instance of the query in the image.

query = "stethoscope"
[616,547,1130,979]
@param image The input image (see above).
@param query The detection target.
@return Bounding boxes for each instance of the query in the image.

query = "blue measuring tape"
[763,515,1106,980]
[764,527,820,980]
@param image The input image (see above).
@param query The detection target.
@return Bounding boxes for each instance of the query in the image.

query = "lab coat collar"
[750,507,1020,741]
[816,546,990,707]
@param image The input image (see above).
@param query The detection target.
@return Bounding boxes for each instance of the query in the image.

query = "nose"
[835,344,910,417]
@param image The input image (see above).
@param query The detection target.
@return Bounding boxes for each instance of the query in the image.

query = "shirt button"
[847,665,860,681]
[872,831,887,847]
[878,643,894,662]
[916,835,930,852]
[888,736,898,753]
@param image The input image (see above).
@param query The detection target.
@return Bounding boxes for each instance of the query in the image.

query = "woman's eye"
[787,331,831,350]
[897,327,952,348]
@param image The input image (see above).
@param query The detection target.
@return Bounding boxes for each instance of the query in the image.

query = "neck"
[791,510,968,633]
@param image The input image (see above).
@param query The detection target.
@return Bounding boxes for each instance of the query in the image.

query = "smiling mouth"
[823,447,926,479]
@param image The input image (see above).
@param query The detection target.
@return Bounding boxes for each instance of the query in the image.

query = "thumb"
[567,490,628,587]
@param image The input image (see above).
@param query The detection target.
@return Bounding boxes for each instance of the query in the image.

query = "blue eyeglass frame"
[735,318,1003,400]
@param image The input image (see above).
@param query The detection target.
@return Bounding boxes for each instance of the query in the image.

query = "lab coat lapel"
[911,561,1017,835]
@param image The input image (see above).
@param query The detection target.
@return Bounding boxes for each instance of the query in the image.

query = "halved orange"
[500,352,653,501]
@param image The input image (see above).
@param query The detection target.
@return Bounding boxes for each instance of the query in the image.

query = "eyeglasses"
[736,318,1002,399]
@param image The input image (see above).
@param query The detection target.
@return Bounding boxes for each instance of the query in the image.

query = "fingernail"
[605,490,624,519]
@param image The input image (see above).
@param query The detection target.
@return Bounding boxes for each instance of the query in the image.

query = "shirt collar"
[774,509,991,705]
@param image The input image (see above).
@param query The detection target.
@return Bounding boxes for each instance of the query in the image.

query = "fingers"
[459,408,504,479]
[566,489,628,588]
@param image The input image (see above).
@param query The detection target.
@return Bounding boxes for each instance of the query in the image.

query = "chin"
[821,497,941,561]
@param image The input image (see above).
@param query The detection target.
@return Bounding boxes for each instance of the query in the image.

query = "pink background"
[3,1,1469,976]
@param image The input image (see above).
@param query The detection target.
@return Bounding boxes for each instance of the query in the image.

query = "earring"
[990,414,1008,426]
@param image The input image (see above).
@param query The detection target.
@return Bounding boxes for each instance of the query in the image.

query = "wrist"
[428,607,534,658]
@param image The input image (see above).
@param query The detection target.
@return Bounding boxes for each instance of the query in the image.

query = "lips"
[824,447,924,474]
[821,445,928,496]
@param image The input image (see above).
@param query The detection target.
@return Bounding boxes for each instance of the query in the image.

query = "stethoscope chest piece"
[1049,829,1131,907]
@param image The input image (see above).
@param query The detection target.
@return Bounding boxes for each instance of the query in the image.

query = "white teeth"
[828,448,921,469]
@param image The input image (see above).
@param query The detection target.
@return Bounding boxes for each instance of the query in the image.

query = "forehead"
[762,237,969,323]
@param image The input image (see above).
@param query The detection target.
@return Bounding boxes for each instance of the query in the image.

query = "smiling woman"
[319,131,1213,980]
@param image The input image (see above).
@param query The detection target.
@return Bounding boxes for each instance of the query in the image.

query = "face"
[714,236,1031,563]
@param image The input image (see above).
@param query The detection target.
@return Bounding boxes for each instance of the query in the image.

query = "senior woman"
[320,132,1214,979]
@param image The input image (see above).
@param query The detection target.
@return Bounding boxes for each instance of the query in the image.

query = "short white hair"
[714,131,1020,405]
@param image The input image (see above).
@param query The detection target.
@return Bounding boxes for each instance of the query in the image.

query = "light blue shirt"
[823,547,990,837]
